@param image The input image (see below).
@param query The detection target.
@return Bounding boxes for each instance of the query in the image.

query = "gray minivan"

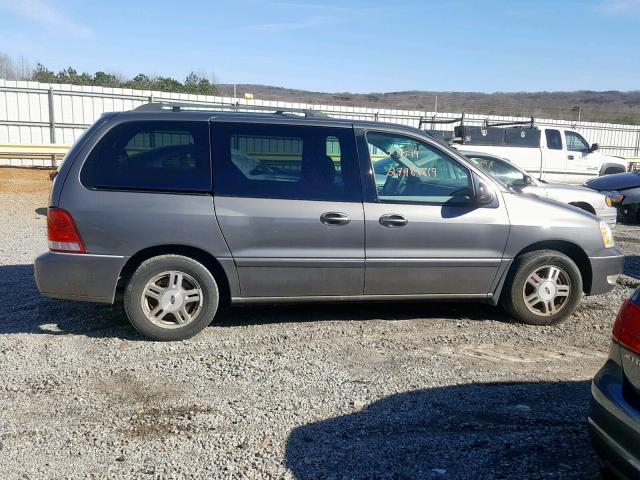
[35,104,624,340]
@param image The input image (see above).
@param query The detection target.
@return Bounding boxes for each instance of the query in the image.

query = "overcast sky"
[0,0,639,92]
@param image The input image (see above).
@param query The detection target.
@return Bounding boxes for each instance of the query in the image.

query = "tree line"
[0,52,218,95]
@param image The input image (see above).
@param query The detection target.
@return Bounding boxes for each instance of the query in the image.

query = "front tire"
[501,250,583,326]
[124,255,219,341]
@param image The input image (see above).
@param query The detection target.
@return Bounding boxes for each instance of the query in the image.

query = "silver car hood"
[523,181,608,207]
[541,182,591,192]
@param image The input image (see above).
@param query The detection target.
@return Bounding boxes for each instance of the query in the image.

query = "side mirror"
[590,143,599,152]
[475,180,494,206]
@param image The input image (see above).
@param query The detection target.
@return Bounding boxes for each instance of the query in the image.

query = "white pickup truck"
[433,123,628,184]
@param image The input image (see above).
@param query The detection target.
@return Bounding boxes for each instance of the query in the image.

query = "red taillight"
[47,208,86,253]
[613,296,640,354]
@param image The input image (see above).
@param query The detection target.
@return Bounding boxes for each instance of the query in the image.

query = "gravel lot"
[1,167,639,479]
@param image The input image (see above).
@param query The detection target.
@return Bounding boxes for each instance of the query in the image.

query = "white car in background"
[459,150,618,227]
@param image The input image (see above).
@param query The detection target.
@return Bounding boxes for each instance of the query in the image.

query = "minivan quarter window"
[367,131,472,205]
[81,120,211,192]
[211,122,361,202]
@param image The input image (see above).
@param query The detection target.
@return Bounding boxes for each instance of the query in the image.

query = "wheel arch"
[568,201,596,215]
[499,240,592,298]
[116,245,234,306]
[599,163,626,176]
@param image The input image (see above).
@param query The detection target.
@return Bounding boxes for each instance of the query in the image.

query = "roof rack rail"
[274,108,328,118]
[133,102,330,118]
[482,116,536,129]
[418,114,464,130]
[418,113,536,130]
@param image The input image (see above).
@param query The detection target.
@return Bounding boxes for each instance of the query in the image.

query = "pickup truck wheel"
[124,255,219,341]
[501,250,583,326]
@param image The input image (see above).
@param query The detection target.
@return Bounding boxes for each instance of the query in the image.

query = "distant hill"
[216,84,640,125]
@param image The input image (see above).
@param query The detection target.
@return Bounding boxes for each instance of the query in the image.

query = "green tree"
[152,76,183,93]
[31,63,56,83]
[24,60,219,96]
[56,67,79,84]
[183,72,218,95]
[125,74,153,90]
[93,71,120,87]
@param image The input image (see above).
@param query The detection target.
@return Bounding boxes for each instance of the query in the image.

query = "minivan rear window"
[81,121,211,192]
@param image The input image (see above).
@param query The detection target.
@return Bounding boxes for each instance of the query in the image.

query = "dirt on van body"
[0,167,639,479]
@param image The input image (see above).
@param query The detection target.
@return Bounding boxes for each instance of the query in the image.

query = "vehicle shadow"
[216,300,512,328]
[0,264,512,338]
[0,264,136,339]
[5,258,637,338]
[285,380,600,480]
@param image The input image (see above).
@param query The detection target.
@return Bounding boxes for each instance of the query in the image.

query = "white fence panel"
[1,78,639,166]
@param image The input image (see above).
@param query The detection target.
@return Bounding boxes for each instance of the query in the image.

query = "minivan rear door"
[211,120,365,298]
[359,129,510,297]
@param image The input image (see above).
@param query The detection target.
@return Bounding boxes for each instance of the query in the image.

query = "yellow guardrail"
[0,144,70,168]
[0,144,70,154]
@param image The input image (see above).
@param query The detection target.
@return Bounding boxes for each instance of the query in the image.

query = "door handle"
[568,155,574,160]
[379,214,408,228]
[320,212,351,226]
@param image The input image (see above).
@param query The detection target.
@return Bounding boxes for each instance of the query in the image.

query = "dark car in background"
[586,171,640,223]
[590,287,640,478]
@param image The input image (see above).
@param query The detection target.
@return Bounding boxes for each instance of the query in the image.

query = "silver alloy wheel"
[141,271,203,329]
[522,265,571,317]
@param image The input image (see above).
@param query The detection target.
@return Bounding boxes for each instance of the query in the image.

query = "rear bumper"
[34,251,127,303]
[588,246,625,295]
[590,361,640,479]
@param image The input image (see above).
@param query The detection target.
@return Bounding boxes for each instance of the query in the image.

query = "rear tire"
[124,255,219,341]
[501,250,583,326]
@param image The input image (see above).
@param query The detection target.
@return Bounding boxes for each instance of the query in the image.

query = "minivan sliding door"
[211,121,365,298]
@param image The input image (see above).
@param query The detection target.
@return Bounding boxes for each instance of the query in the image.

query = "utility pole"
[434,95,438,114]
[233,84,237,99]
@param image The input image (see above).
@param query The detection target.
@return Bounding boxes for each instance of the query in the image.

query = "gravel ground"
[1,168,639,480]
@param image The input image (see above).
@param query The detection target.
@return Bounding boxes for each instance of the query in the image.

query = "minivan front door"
[361,130,510,297]
[211,121,365,298]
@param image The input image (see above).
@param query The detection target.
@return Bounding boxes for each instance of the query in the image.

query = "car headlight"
[600,220,614,248]
[602,191,625,206]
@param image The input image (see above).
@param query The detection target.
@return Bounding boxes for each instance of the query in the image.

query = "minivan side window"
[366,131,472,205]
[81,121,211,192]
[565,131,590,153]
[545,129,563,150]
[211,122,361,202]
